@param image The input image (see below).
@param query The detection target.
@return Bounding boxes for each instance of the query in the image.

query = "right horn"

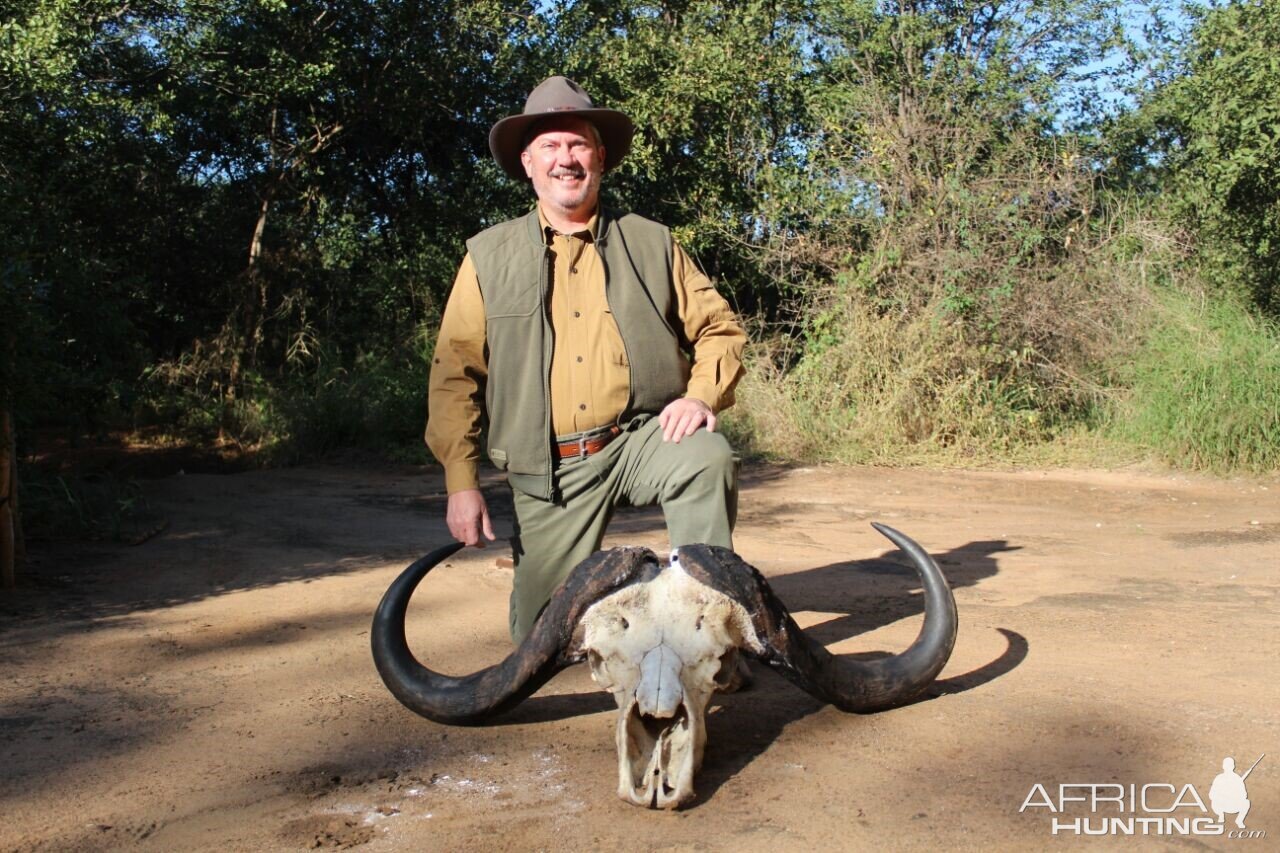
[371,543,661,725]
[678,523,958,712]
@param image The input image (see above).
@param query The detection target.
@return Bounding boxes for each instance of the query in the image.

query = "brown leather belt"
[555,425,622,460]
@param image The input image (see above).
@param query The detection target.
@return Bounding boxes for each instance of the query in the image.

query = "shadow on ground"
[2,462,1027,814]
[0,464,806,643]
[402,538,1027,809]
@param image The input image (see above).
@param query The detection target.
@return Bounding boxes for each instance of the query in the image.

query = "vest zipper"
[540,242,555,500]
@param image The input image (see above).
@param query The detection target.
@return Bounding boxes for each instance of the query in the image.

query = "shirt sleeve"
[425,253,488,494]
[671,241,747,412]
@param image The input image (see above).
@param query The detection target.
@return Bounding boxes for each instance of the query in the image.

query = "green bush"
[138,345,431,465]
[1109,289,1280,472]
[266,353,431,463]
[725,298,1107,467]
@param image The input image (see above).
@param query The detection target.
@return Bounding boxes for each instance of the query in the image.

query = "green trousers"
[508,415,738,642]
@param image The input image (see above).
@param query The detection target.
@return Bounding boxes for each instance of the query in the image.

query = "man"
[426,76,746,642]
[1209,756,1253,829]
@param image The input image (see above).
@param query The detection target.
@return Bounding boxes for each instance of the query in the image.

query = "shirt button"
[573,311,581,318]
[578,403,587,411]
[569,266,577,274]
[576,356,583,363]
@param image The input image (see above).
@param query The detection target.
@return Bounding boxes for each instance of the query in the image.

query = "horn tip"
[870,520,898,539]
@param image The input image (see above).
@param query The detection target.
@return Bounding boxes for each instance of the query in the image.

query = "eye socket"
[713,649,739,687]
[695,614,704,631]
[620,616,629,630]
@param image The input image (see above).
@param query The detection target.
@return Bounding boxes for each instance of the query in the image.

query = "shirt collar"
[536,205,598,245]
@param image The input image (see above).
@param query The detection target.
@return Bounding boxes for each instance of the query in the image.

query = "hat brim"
[489,108,634,180]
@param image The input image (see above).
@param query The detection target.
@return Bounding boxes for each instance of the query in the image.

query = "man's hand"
[446,488,496,547]
[658,397,717,443]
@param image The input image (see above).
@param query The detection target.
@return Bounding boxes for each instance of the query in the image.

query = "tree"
[1122,0,1280,314]
[546,0,820,316]
[1,0,193,432]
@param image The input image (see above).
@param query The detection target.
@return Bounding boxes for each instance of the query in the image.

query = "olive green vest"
[467,207,691,500]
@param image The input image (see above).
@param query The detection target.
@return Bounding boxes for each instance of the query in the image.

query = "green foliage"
[725,307,1072,465]
[549,0,819,314]
[138,340,432,464]
[1,0,539,446]
[4,0,1279,478]
[262,351,432,464]
[1109,288,1280,472]
[724,0,1141,464]
[1121,0,1280,314]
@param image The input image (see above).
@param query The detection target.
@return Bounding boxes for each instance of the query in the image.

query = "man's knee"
[659,429,738,548]
[674,429,735,483]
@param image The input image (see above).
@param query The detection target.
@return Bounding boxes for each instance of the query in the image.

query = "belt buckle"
[578,434,589,457]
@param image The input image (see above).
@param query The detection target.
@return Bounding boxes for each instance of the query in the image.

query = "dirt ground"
[2,460,1277,851]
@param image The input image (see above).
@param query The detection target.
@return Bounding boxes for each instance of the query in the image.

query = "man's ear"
[521,148,534,178]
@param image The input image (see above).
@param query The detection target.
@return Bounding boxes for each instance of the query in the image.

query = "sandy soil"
[2,461,1277,851]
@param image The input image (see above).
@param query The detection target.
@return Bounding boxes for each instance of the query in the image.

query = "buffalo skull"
[371,523,958,809]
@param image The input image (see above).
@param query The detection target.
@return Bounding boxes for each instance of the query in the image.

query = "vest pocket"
[602,308,629,366]
[485,279,541,319]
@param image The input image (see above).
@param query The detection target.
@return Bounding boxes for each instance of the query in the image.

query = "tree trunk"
[221,172,275,442]
[1,410,17,589]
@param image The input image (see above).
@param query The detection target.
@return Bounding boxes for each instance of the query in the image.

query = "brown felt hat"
[489,76,635,180]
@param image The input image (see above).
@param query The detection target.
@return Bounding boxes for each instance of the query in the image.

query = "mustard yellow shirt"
[426,208,746,493]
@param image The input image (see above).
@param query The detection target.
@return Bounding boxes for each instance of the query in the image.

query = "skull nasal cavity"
[636,645,683,718]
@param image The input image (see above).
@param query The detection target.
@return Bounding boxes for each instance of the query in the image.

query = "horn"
[371,543,660,724]
[677,523,958,711]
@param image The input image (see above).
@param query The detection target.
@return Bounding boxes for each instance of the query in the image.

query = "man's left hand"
[658,397,717,443]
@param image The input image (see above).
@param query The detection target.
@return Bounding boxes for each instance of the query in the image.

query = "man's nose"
[554,145,575,166]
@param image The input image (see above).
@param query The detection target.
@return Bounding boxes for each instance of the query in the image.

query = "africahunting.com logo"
[1020,754,1266,838]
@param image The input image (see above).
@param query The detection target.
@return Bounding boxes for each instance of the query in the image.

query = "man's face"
[520,117,605,221]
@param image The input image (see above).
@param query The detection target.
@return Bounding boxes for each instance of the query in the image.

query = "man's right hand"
[446,488,496,547]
